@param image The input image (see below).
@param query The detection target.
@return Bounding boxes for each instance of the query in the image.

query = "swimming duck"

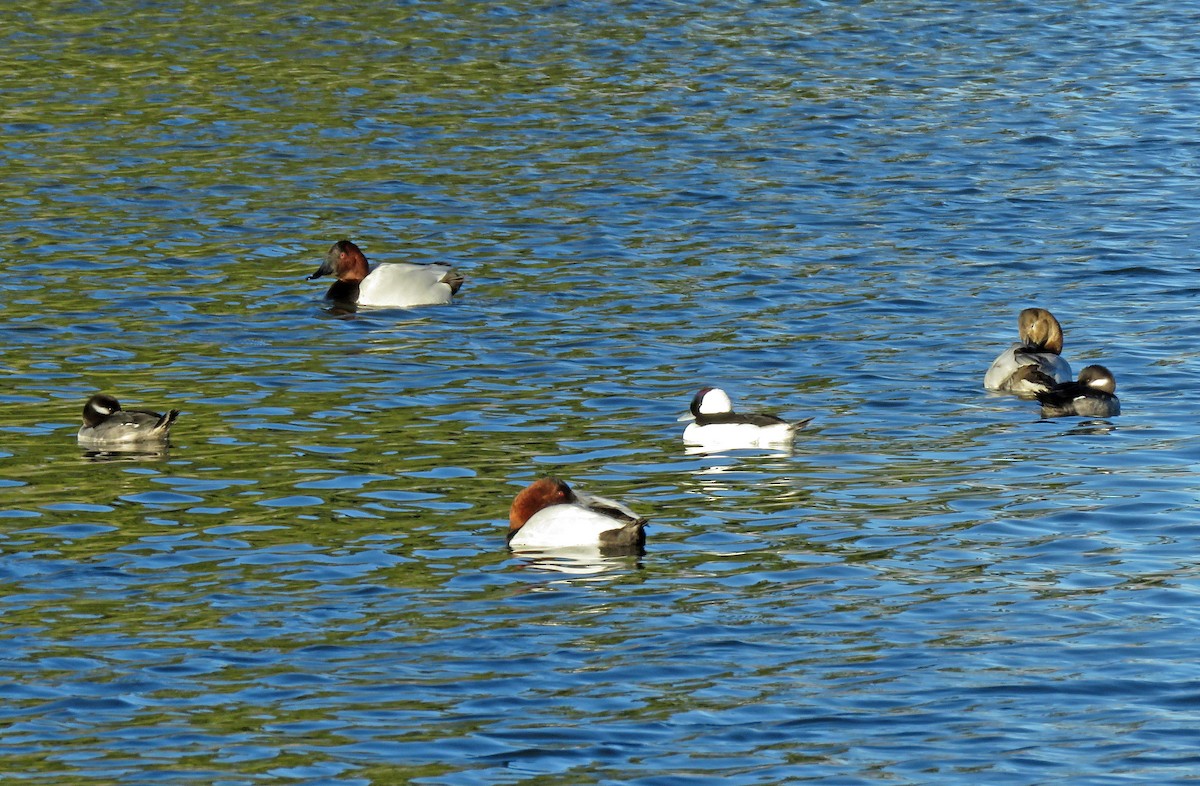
[984,308,1073,395]
[681,387,811,447]
[508,477,647,553]
[1036,365,1120,418]
[78,394,180,445]
[307,239,464,308]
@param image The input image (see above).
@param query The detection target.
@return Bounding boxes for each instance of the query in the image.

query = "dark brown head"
[82,393,122,427]
[1078,364,1116,394]
[308,240,370,284]
[1017,308,1064,355]
[509,477,575,536]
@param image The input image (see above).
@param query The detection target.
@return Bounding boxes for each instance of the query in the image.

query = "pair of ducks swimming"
[983,307,1120,418]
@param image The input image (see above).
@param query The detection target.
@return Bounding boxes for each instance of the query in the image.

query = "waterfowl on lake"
[77,393,180,445]
[508,477,647,553]
[1036,365,1120,418]
[680,387,811,448]
[307,239,464,308]
[984,307,1073,395]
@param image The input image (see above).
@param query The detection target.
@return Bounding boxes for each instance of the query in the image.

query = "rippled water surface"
[6,1,1200,783]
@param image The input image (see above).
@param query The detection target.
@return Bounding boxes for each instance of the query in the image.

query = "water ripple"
[2,0,1200,783]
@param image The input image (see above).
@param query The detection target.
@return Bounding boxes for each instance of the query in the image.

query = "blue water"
[4,1,1200,783]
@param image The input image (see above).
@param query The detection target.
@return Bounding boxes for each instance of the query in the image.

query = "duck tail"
[157,409,181,433]
[599,519,648,554]
[789,416,815,432]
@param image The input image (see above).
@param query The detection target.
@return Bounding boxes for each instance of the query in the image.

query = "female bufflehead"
[984,308,1073,395]
[78,394,180,445]
[681,387,811,448]
[508,477,647,553]
[1036,365,1120,418]
[308,239,464,308]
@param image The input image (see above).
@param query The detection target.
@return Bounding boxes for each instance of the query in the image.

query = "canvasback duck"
[984,308,1073,394]
[78,394,180,445]
[1036,365,1120,418]
[307,239,464,308]
[681,387,811,448]
[508,477,647,553]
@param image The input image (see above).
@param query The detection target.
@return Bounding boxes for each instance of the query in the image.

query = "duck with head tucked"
[1036,364,1120,418]
[508,477,647,554]
[308,239,464,308]
[78,393,180,446]
[984,307,1073,395]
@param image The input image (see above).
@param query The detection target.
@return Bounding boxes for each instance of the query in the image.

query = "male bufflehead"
[681,387,811,447]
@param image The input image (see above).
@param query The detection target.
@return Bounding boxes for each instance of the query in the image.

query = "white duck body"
[510,499,640,549]
[682,419,796,447]
[984,345,1072,393]
[356,261,462,308]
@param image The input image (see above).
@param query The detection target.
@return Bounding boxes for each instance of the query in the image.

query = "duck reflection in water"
[81,447,172,462]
